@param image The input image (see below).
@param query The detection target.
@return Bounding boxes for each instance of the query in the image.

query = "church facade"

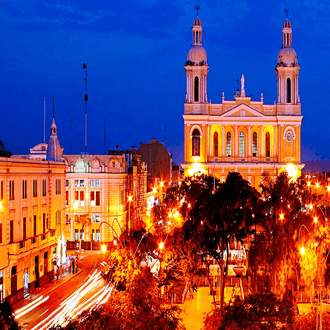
[182,15,304,188]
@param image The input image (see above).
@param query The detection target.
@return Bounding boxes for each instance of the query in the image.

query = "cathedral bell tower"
[275,16,301,115]
[184,14,208,105]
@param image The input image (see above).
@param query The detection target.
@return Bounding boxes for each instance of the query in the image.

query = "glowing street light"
[159,242,164,250]
[314,217,318,223]
[101,244,107,253]
[300,246,306,255]
[0,201,3,212]
[279,214,284,220]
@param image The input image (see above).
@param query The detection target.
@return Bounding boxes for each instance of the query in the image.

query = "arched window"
[252,132,257,157]
[192,129,200,156]
[194,77,199,102]
[226,132,231,157]
[239,132,245,157]
[287,78,291,103]
[213,132,218,157]
[266,132,270,157]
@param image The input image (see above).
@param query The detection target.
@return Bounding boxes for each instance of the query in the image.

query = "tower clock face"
[286,131,293,142]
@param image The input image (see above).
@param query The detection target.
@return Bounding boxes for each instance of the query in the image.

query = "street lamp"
[97,221,123,249]
[58,201,79,280]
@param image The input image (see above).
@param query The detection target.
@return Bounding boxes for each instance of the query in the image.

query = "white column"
[248,125,251,157]
[274,125,277,159]
[261,125,264,157]
[235,126,238,157]
[222,125,225,157]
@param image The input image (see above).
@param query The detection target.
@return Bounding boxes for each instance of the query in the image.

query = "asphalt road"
[15,253,109,330]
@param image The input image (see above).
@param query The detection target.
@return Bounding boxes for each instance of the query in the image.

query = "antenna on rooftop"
[43,97,46,143]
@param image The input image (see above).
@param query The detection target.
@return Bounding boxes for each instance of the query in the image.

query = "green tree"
[203,293,294,330]
[0,300,21,330]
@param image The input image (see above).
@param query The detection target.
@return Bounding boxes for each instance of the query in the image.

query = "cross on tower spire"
[284,8,289,19]
[195,5,200,17]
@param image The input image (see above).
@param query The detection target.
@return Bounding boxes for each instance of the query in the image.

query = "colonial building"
[63,153,147,251]
[182,15,304,187]
[0,157,66,303]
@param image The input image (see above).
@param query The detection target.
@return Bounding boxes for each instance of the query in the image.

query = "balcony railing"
[207,156,278,163]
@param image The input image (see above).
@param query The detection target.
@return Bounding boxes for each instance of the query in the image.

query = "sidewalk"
[12,268,82,312]
[180,287,213,330]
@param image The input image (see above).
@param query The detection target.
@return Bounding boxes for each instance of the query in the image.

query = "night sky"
[1,1,329,165]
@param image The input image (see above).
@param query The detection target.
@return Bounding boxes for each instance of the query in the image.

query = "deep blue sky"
[1,0,329,164]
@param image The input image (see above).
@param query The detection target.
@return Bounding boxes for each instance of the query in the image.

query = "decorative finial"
[195,5,200,17]
[284,8,289,19]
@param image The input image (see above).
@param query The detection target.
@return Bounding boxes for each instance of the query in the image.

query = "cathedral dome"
[277,47,298,66]
[187,45,207,64]
[193,17,202,27]
[283,19,291,29]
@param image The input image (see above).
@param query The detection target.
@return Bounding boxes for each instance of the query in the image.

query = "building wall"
[63,155,128,245]
[0,157,66,303]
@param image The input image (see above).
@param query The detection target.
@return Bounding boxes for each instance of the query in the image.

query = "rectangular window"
[33,215,37,237]
[10,180,14,201]
[75,191,79,201]
[43,213,46,233]
[92,229,95,241]
[90,191,95,206]
[90,180,95,187]
[80,180,85,187]
[66,191,69,205]
[33,180,37,198]
[10,221,13,243]
[80,191,84,206]
[75,229,79,241]
[42,179,47,196]
[91,215,95,223]
[0,223,2,244]
[96,191,100,206]
[23,217,26,241]
[55,179,61,195]
[22,180,27,199]
[74,180,79,187]
[96,229,100,242]
[95,215,100,223]
[66,180,69,187]
[80,229,84,240]
[96,180,100,187]
[0,181,3,200]
[65,215,70,225]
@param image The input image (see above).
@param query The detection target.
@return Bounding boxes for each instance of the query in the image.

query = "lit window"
[266,132,270,157]
[192,129,200,157]
[96,230,100,242]
[213,132,218,157]
[75,229,79,241]
[226,132,231,157]
[91,215,95,223]
[252,132,257,157]
[239,132,245,157]
[90,180,95,187]
[96,180,100,187]
[74,180,79,187]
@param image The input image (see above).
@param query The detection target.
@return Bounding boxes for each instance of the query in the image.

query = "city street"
[14,253,109,330]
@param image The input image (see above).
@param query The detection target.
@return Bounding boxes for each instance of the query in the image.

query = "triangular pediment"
[222,104,263,117]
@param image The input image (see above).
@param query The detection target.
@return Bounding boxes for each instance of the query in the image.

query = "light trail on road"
[29,268,113,330]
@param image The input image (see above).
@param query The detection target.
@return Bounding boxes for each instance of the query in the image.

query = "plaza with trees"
[5,170,330,329]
